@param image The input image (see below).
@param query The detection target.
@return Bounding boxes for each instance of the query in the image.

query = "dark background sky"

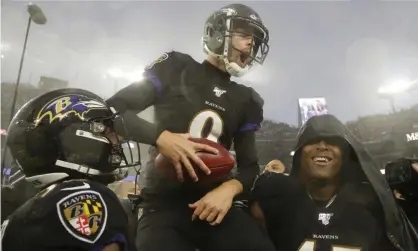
[2,0,418,125]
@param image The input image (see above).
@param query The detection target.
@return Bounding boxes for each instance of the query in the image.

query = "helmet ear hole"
[205,27,225,54]
[204,15,228,55]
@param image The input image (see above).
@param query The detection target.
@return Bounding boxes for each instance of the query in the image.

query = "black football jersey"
[1,179,39,222]
[1,179,129,251]
[146,51,263,148]
[139,51,263,196]
[252,173,386,251]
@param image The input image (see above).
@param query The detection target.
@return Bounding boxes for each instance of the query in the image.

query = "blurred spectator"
[115,181,141,251]
[255,104,418,171]
[114,180,140,198]
[263,159,286,174]
[1,80,417,190]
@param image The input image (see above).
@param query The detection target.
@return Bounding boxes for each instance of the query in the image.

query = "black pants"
[136,204,275,251]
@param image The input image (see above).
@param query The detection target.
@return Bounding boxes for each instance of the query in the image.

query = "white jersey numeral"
[188,110,224,143]
[298,240,361,251]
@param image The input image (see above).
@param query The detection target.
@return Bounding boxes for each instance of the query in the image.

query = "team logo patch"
[35,95,107,127]
[146,53,169,69]
[213,86,227,97]
[57,190,107,243]
[318,213,333,225]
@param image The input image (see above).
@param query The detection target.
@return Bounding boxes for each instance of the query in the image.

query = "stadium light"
[377,78,417,113]
[378,78,417,95]
[0,43,11,51]
[3,3,47,184]
[10,3,47,121]
[106,67,143,93]
[106,68,144,82]
[127,70,144,82]
[107,68,125,79]
[27,3,47,25]
[0,43,10,60]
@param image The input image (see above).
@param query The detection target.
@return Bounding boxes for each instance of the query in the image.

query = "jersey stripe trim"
[145,71,163,96]
[240,123,260,131]
[91,233,128,251]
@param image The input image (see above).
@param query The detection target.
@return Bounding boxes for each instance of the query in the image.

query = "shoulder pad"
[239,86,264,129]
[252,172,289,198]
[249,87,264,108]
[55,179,97,191]
[169,51,195,63]
[145,51,195,70]
[342,183,380,207]
[53,180,121,244]
[56,189,109,243]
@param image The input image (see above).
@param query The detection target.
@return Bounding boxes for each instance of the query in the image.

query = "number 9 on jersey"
[189,110,224,143]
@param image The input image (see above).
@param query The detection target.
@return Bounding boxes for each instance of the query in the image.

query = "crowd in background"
[256,105,418,171]
[2,81,418,187]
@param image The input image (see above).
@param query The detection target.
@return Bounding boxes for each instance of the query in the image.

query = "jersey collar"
[202,60,231,81]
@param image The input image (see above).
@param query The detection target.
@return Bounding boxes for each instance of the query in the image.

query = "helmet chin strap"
[223,57,249,78]
[203,43,250,78]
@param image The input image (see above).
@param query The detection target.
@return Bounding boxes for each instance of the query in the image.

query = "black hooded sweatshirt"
[252,114,418,251]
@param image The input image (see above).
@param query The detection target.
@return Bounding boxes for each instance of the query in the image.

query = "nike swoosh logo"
[61,182,91,191]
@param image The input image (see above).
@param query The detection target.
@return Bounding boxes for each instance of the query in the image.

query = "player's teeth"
[313,157,328,162]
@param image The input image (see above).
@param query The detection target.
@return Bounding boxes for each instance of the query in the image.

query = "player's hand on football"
[189,185,234,226]
[156,131,219,182]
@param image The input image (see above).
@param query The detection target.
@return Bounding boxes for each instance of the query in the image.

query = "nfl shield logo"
[318,213,333,225]
[57,190,107,243]
[213,87,227,97]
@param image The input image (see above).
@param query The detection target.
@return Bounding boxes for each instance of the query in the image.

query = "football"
[155,138,235,184]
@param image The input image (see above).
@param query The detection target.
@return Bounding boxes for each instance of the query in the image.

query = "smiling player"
[251,114,418,251]
[106,3,274,251]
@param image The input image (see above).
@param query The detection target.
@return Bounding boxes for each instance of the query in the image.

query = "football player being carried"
[251,114,418,251]
[2,89,141,251]
[106,3,274,251]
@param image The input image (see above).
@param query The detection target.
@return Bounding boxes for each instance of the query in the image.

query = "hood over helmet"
[291,114,367,183]
[291,114,418,251]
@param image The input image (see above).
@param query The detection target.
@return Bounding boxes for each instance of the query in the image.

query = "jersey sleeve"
[1,186,22,223]
[106,51,189,145]
[233,130,260,193]
[107,50,188,113]
[239,87,264,132]
[52,181,129,251]
[251,173,289,226]
[144,51,190,98]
